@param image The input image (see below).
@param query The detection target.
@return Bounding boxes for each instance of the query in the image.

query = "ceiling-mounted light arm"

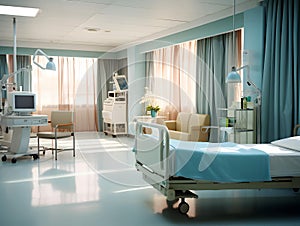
[232,0,236,64]
[33,49,56,71]
[236,65,262,105]
[0,66,32,114]
[236,65,258,90]
[226,0,240,84]
[1,66,32,86]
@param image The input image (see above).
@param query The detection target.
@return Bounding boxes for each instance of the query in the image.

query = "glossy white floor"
[0,132,300,226]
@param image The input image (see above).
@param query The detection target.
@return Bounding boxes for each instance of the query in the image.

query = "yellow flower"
[146,105,160,112]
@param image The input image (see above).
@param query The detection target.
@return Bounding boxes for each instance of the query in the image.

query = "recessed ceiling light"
[0,5,39,17]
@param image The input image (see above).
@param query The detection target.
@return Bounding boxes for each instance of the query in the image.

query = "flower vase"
[151,110,157,118]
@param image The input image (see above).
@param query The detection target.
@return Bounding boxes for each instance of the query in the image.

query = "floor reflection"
[31,160,100,207]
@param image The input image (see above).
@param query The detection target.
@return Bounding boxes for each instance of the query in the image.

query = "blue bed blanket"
[170,140,271,183]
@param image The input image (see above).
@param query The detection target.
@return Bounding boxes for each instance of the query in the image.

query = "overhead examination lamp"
[226,0,241,83]
[226,66,241,83]
[33,49,56,71]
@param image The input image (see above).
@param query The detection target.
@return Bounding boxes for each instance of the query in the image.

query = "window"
[32,56,98,131]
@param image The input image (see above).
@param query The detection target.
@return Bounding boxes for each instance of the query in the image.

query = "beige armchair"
[164,112,210,142]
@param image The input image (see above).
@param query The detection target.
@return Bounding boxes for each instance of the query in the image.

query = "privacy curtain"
[0,55,8,77]
[97,58,128,131]
[196,31,242,141]
[6,55,31,92]
[261,0,300,142]
[16,55,32,91]
[0,55,8,98]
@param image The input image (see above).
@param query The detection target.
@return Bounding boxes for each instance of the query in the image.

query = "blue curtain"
[16,55,31,91]
[0,55,8,98]
[0,55,8,78]
[196,31,241,142]
[261,0,300,142]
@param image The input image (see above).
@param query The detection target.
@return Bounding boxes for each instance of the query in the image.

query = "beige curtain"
[148,40,197,120]
[32,56,98,132]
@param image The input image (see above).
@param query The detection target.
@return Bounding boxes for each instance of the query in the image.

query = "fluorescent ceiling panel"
[0,5,39,17]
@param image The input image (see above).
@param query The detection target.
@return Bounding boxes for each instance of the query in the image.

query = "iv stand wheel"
[11,158,17,164]
[2,155,7,162]
[178,199,189,214]
[32,154,39,160]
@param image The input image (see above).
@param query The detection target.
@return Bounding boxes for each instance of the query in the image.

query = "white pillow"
[271,136,300,151]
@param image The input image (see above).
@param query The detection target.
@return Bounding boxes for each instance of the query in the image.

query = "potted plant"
[146,105,160,117]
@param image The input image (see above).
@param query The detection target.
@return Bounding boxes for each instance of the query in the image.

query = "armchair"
[164,112,210,142]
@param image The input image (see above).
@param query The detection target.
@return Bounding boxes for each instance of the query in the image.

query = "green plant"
[146,105,160,112]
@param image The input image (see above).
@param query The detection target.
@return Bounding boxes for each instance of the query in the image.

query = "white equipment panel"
[0,115,48,162]
[102,91,127,137]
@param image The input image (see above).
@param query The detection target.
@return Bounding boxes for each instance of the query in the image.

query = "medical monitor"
[113,75,128,91]
[8,92,36,113]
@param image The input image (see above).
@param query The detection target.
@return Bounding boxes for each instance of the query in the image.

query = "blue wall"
[127,46,146,134]
[243,6,264,97]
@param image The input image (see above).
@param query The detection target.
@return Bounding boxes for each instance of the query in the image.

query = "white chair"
[37,111,75,160]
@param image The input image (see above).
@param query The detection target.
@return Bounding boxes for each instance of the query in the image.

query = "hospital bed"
[133,121,300,214]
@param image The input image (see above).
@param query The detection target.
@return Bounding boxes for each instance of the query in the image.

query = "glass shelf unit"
[218,108,256,144]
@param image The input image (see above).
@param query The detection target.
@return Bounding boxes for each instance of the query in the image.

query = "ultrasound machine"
[0,91,48,163]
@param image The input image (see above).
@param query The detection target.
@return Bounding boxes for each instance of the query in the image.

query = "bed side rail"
[134,121,171,179]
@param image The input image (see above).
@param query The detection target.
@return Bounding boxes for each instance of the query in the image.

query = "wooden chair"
[37,111,75,160]
[294,124,300,136]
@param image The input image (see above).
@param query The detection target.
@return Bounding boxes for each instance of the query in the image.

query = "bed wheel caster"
[293,188,299,192]
[178,200,189,214]
[11,158,17,164]
[2,155,7,162]
[32,154,39,160]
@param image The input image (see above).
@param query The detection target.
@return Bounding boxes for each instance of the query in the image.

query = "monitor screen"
[8,92,36,113]
[113,75,128,91]
[116,77,128,90]
[15,95,35,109]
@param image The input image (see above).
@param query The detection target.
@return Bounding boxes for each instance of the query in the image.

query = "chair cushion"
[169,130,190,141]
[164,120,176,130]
[176,112,191,132]
[37,132,72,139]
[188,114,210,141]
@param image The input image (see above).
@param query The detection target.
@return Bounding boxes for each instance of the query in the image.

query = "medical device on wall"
[7,91,36,114]
[102,74,128,137]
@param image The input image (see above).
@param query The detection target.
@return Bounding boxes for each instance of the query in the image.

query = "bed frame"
[133,121,300,214]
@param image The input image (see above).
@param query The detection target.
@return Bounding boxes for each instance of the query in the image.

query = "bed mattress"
[245,143,300,177]
[169,140,300,183]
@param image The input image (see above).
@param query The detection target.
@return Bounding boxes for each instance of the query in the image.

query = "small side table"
[134,115,166,135]
[135,115,166,125]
